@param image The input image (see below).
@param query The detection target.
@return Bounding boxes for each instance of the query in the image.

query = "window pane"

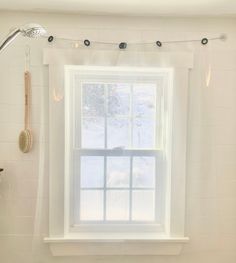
[132,190,155,221]
[133,118,155,148]
[106,190,129,220]
[107,157,130,188]
[82,83,105,116]
[107,118,130,149]
[133,157,155,188]
[80,190,104,221]
[81,157,104,188]
[133,84,156,118]
[107,84,130,116]
[81,118,105,148]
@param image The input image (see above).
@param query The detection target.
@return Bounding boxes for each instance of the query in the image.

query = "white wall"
[0,11,236,263]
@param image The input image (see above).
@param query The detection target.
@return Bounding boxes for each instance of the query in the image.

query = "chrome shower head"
[0,23,46,53]
[20,24,47,38]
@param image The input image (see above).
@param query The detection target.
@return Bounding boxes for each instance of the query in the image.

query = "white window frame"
[43,49,192,256]
[65,66,169,235]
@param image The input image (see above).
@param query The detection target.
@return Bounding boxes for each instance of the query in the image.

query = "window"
[44,49,192,255]
[65,66,170,234]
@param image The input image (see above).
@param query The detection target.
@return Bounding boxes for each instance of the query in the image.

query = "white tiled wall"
[0,11,236,263]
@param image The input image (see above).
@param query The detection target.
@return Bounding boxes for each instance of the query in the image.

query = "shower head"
[20,24,47,38]
[0,23,46,53]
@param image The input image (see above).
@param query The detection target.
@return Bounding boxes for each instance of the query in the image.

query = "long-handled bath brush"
[19,71,33,153]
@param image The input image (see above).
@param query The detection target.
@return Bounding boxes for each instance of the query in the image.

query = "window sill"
[44,235,189,256]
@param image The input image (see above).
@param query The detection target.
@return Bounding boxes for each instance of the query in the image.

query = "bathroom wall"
[0,11,236,263]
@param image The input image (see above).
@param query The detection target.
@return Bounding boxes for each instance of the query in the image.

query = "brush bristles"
[19,130,32,153]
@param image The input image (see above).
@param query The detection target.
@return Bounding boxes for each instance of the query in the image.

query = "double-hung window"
[65,66,171,235]
[45,50,192,256]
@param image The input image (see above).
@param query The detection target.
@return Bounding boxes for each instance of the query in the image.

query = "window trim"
[43,49,193,256]
[44,236,189,256]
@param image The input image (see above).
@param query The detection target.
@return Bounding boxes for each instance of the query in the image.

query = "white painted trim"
[44,236,189,256]
[44,49,193,256]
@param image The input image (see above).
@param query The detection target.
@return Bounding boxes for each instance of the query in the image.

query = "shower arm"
[0,28,21,53]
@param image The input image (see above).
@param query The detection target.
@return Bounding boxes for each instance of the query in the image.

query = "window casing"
[65,66,172,235]
[44,48,192,255]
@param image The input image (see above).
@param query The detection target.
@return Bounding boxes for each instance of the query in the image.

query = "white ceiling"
[0,0,236,16]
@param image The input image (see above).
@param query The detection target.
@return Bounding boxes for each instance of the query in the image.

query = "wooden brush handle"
[24,71,31,130]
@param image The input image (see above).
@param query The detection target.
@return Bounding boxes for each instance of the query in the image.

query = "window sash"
[75,77,164,150]
[72,149,164,226]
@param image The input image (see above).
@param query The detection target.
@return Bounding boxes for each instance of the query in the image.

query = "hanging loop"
[24,45,30,72]
[119,42,127,49]
[201,38,208,45]
[48,36,54,42]
[156,41,162,47]
[84,39,90,46]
